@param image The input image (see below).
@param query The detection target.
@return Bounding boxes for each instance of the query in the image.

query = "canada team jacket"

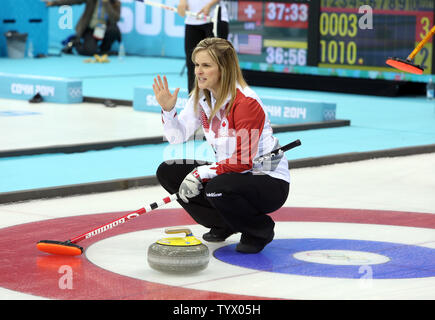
[161,85,290,183]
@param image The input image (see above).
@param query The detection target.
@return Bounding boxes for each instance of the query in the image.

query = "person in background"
[177,0,229,93]
[153,38,290,254]
[45,0,121,56]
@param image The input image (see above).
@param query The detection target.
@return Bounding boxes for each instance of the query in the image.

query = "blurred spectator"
[46,0,121,56]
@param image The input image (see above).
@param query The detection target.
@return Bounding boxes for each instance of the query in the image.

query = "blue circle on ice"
[213,238,435,279]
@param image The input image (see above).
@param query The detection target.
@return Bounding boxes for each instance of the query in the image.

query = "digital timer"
[227,0,310,70]
[265,2,308,27]
[265,47,307,66]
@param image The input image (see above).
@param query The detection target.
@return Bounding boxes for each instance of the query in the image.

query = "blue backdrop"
[48,0,186,57]
[1,0,186,58]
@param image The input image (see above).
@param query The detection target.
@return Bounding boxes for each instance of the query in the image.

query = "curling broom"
[386,25,435,74]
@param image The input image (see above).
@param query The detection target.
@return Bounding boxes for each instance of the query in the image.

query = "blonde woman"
[153,38,290,254]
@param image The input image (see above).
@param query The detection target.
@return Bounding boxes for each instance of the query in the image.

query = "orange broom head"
[386,57,424,75]
[37,240,83,256]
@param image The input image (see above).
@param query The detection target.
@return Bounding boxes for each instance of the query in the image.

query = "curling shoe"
[236,231,274,254]
[202,228,234,242]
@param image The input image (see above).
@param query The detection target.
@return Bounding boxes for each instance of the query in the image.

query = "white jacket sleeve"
[161,96,201,144]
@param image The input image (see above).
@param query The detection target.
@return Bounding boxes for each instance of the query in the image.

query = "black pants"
[185,9,229,92]
[156,160,289,245]
[74,25,121,56]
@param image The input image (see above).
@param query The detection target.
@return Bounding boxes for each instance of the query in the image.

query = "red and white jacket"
[161,85,290,183]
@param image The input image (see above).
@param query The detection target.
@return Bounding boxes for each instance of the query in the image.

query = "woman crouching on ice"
[153,38,290,253]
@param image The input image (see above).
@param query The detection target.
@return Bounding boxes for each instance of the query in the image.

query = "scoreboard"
[319,0,434,73]
[227,0,435,81]
[227,0,312,72]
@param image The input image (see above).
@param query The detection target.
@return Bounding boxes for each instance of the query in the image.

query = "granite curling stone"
[147,228,210,273]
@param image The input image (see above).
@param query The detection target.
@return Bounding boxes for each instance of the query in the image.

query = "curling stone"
[147,228,209,273]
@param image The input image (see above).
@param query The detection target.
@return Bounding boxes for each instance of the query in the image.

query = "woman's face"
[194,50,221,96]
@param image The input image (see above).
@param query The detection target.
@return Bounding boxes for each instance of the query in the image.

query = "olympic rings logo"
[293,250,390,266]
[68,87,82,98]
[304,251,371,264]
[323,109,336,120]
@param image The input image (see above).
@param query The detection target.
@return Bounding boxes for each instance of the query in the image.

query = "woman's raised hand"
[152,75,180,112]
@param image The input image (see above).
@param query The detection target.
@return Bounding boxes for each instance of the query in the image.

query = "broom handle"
[136,0,211,22]
[70,193,180,243]
[70,139,301,244]
[408,25,435,60]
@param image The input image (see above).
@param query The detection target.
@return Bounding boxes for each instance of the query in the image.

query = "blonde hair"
[191,38,248,122]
